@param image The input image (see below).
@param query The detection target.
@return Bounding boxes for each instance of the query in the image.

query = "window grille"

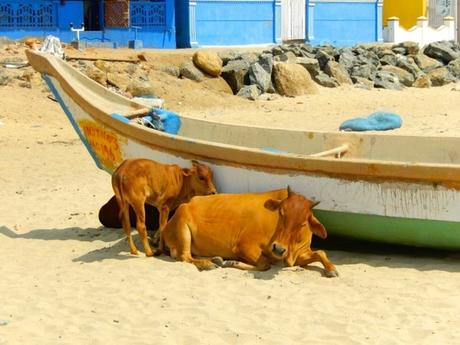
[0,0,57,29]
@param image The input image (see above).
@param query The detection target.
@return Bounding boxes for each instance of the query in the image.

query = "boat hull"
[41,74,460,250]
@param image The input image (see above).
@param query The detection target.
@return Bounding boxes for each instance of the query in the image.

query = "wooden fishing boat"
[26,50,460,250]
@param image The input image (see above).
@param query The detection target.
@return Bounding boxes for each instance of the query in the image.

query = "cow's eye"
[199,176,206,181]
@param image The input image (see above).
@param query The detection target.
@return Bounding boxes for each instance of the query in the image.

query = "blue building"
[0,0,176,48]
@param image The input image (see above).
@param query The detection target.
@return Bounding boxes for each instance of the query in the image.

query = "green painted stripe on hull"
[315,210,460,250]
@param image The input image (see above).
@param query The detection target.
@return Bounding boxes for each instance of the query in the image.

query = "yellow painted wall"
[383,0,427,29]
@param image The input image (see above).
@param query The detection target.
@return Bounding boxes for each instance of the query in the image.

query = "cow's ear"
[309,215,327,239]
[191,160,200,167]
[264,199,282,211]
[182,168,192,176]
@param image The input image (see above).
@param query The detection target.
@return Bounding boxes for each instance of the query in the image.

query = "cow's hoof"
[152,248,163,257]
[211,256,225,267]
[324,269,339,278]
[222,260,238,268]
[200,263,219,271]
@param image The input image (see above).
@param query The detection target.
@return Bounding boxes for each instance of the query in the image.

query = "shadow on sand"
[1,225,459,274]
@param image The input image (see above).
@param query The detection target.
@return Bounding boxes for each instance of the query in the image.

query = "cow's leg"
[222,244,271,271]
[118,201,138,255]
[152,205,169,256]
[173,221,218,271]
[295,249,339,277]
[132,200,154,257]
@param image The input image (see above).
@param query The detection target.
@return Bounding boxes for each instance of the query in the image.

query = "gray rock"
[379,50,397,66]
[271,46,285,56]
[296,57,321,77]
[299,43,315,55]
[0,70,11,86]
[353,76,375,90]
[396,56,421,77]
[374,71,403,90]
[218,51,240,65]
[426,67,456,86]
[413,54,443,73]
[274,51,297,63]
[424,41,460,63]
[237,53,259,65]
[284,44,303,57]
[248,62,271,92]
[354,48,380,66]
[236,85,261,100]
[393,41,420,55]
[316,50,334,70]
[180,62,205,82]
[324,61,352,85]
[160,66,181,78]
[351,64,377,81]
[221,59,250,94]
[447,58,460,78]
[258,53,273,74]
[338,48,356,72]
[314,72,339,88]
[380,65,414,86]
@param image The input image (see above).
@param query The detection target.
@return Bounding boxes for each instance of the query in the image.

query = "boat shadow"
[315,236,460,273]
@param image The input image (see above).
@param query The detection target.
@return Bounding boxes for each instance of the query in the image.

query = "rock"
[86,65,107,86]
[160,66,180,78]
[314,72,339,88]
[424,41,460,63]
[272,62,318,96]
[248,63,271,92]
[354,47,380,66]
[380,65,414,87]
[126,80,155,97]
[296,57,321,77]
[271,46,285,56]
[218,51,240,65]
[374,71,403,90]
[180,62,205,82]
[258,53,273,74]
[107,72,130,91]
[447,58,460,78]
[351,64,377,80]
[392,47,407,55]
[283,44,303,57]
[413,74,432,88]
[393,41,420,55]
[426,67,456,86]
[315,50,334,70]
[237,53,259,65]
[94,60,110,72]
[0,71,10,86]
[413,54,443,73]
[236,85,261,100]
[274,51,297,63]
[338,48,356,72]
[353,77,374,90]
[396,56,421,77]
[202,77,233,94]
[379,50,397,66]
[324,61,352,85]
[221,60,250,94]
[193,50,223,77]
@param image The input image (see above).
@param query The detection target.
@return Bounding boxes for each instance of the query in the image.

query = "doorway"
[84,0,102,30]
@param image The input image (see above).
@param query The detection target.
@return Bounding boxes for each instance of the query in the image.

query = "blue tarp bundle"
[339,112,402,132]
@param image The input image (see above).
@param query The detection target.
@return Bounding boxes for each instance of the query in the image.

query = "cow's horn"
[287,185,292,196]
[311,200,321,208]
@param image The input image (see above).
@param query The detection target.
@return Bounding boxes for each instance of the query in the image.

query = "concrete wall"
[307,0,383,46]
[176,0,281,47]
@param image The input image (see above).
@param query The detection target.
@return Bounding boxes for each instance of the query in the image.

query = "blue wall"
[307,0,383,46]
[0,0,176,48]
[176,0,281,47]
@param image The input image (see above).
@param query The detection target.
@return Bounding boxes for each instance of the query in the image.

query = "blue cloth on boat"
[339,112,402,132]
[150,108,181,135]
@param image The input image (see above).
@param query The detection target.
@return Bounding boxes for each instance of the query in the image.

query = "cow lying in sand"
[112,159,217,257]
[162,187,338,277]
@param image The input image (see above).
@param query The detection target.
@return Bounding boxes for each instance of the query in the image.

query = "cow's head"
[182,160,217,196]
[264,187,327,266]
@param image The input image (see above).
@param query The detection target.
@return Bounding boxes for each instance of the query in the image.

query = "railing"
[130,0,166,28]
[0,0,57,30]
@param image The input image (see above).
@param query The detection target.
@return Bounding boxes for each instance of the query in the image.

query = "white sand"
[1,77,460,344]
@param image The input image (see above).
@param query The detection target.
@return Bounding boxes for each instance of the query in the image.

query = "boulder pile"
[181,40,460,100]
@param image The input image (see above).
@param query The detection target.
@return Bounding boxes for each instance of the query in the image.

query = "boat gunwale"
[26,50,460,188]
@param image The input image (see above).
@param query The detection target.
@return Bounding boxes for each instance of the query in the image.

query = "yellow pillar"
[383,0,427,29]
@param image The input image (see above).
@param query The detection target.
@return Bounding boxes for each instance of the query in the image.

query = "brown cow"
[162,187,338,277]
[112,159,217,257]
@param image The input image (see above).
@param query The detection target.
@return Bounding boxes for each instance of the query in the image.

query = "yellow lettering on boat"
[78,120,124,170]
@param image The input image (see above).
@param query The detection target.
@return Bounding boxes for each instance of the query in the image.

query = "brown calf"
[162,187,338,277]
[112,159,217,256]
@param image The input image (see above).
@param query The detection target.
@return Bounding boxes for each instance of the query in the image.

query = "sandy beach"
[1,48,460,344]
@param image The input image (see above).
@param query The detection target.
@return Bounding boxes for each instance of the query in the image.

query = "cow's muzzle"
[271,243,286,257]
